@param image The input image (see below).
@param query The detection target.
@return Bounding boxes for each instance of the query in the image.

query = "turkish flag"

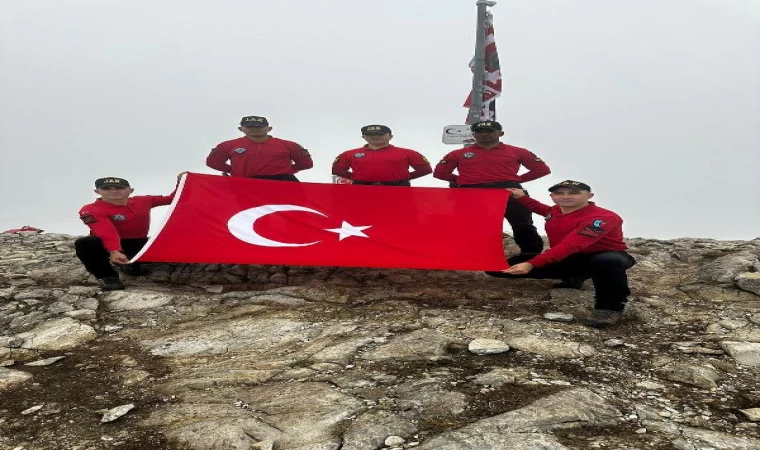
[134,173,509,271]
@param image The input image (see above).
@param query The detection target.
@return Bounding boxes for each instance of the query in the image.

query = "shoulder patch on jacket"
[577,219,606,238]
[80,214,97,225]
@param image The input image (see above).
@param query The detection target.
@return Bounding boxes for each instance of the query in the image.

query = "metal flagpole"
[467,0,497,125]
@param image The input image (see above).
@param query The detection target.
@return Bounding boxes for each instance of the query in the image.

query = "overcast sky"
[1,0,758,240]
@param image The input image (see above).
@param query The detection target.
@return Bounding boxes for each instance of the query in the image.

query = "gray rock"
[63,309,97,320]
[720,341,760,367]
[13,289,51,301]
[656,363,723,389]
[739,408,760,421]
[250,441,276,450]
[14,317,97,350]
[0,367,32,390]
[68,286,101,297]
[394,378,469,416]
[505,335,595,358]
[0,336,24,348]
[145,382,364,450]
[4,233,760,450]
[360,329,453,362]
[9,311,49,330]
[75,297,99,310]
[342,410,417,450]
[309,337,374,364]
[416,388,620,449]
[148,316,318,357]
[543,312,574,322]
[28,264,89,285]
[101,403,135,423]
[384,436,405,447]
[635,380,666,390]
[634,404,664,421]
[701,252,759,284]
[473,367,530,387]
[21,404,44,415]
[604,338,625,347]
[24,356,66,366]
[101,290,175,311]
[670,424,760,449]
[46,302,75,315]
[468,338,510,355]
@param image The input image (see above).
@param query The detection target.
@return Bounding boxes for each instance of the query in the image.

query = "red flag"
[134,174,509,271]
[464,12,502,123]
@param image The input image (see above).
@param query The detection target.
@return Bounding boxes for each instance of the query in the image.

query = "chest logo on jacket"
[111,214,127,221]
[463,152,476,159]
[233,148,247,154]
[354,153,366,158]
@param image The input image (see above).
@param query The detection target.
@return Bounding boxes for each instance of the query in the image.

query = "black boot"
[97,277,125,291]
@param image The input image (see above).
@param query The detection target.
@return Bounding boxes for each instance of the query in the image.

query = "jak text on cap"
[95,177,130,189]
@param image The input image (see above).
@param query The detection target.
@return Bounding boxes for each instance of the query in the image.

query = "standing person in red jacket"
[75,174,184,290]
[434,121,550,256]
[486,180,636,328]
[332,125,432,186]
[206,115,313,181]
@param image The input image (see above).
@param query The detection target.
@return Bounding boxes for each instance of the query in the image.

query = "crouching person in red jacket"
[75,173,185,290]
[486,180,636,328]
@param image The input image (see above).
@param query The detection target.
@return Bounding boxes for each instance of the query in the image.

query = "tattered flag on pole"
[463,12,502,123]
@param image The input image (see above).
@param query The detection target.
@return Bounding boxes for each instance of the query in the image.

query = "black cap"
[240,116,269,127]
[470,121,503,132]
[549,180,592,192]
[95,177,130,189]
[361,124,392,135]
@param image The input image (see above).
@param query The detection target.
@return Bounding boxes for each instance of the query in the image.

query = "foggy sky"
[1,0,758,240]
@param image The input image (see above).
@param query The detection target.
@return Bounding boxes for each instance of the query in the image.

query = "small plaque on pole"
[442,125,475,145]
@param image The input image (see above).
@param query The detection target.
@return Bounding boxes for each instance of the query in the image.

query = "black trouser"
[250,174,300,182]
[352,180,411,186]
[487,251,636,311]
[74,236,148,279]
[456,181,543,254]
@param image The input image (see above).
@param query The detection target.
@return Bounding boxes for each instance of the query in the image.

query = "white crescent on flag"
[227,204,372,247]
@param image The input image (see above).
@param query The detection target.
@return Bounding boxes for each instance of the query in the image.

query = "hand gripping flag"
[134,173,509,271]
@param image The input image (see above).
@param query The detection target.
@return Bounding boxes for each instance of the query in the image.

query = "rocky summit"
[1,232,759,450]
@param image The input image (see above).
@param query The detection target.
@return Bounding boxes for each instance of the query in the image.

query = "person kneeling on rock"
[485,180,636,328]
[75,173,185,290]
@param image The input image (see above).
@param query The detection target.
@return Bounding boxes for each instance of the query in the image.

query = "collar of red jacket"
[556,201,597,215]
[363,144,394,151]
[471,142,507,150]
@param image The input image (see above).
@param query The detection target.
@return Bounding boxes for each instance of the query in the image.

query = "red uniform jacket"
[516,197,628,268]
[78,195,174,252]
[433,143,550,185]
[332,145,432,182]
[206,136,313,177]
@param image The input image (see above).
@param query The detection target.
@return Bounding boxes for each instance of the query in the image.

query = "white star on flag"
[324,221,372,241]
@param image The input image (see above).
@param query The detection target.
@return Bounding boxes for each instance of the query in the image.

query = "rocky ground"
[0,231,759,450]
